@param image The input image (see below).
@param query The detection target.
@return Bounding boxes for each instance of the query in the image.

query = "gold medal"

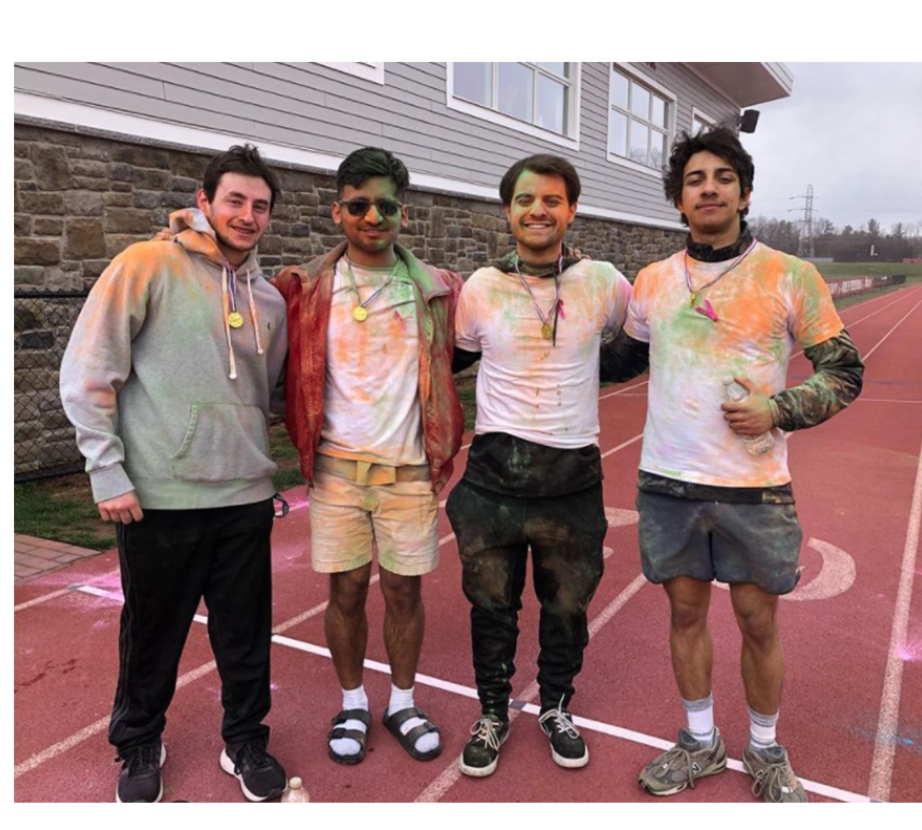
[541,321,553,339]
[353,306,368,322]
[228,311,244,328]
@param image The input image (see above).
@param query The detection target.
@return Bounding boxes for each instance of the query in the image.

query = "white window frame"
[315,62,385,85]
[606,62,676,178]
[691,107,717,135]
[446,62,581,151]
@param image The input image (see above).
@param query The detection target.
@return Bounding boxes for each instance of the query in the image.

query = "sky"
[741,62,922,234]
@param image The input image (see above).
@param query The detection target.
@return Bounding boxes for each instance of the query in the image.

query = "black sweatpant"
[446,480,608,718]
[108,499,275,754]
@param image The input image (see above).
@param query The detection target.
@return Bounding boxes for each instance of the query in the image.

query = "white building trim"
[314,62,385,85]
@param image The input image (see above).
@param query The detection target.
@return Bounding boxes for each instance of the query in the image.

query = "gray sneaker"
[639,728,727,796]
[743,744,808,803]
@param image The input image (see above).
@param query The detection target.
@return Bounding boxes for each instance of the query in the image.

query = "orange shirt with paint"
[625,243,844,487]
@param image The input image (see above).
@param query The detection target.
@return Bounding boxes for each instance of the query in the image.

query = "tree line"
[749,216,922,261]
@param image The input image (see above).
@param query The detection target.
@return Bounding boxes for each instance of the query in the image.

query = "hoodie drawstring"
[222,266,238,380]
[245,269,264,355]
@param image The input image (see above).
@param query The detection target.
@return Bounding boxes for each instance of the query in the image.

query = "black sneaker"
[538,705,589,768]
[459,714,510,778]
[220,742,287,802]
[115,741,166,803]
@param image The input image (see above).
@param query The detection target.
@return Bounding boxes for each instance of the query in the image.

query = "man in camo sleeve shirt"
[602,126,863,803]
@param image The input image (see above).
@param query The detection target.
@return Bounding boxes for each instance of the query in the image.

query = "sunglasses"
[337,197,403,218]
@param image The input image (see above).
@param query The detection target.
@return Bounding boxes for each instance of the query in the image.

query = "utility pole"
[794,184,815,258]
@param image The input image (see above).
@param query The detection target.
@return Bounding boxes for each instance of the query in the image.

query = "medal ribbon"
[684,238,758,307]
[514,254,562,342]
[344,256,396,319]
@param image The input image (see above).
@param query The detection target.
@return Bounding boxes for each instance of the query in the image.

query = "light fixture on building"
[739,109,760,133]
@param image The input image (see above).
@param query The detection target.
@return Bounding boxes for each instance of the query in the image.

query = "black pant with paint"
[108,499,275,754]
[446,480,608,718]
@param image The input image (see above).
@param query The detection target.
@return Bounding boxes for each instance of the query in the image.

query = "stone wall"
[14,122,684,478]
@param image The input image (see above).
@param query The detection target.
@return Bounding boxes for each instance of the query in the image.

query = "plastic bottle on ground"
[723,378,774,456]
[280,776,309,803]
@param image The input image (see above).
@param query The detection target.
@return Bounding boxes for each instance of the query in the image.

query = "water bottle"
[723,378,774,456]
[280,776,309,803]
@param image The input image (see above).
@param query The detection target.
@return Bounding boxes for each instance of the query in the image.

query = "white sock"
[749,707,779,751]
[682,694,716,747]
[387,684,440,755]
[329,685,368,758]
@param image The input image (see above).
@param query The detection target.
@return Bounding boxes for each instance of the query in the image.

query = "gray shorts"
[636,490,803,595]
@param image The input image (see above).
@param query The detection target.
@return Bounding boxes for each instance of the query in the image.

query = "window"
[448,62,580,150]
[315,63,385,84]
[607,63,675,175]
[692,108,717,135]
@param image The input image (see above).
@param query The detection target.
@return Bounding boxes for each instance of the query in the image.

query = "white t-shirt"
[456,259,632,449]
[625,243,844,487]
[319,258,426,466]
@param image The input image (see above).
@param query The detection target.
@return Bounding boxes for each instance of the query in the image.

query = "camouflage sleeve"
[599,329,649,384]
[770,330,864,431]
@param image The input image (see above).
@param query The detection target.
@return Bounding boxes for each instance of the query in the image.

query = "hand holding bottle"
[721,377,775,455]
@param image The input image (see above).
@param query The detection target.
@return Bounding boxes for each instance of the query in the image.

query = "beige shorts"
[309,470,440,576]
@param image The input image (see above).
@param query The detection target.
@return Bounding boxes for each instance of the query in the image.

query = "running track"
[14,285,922,802]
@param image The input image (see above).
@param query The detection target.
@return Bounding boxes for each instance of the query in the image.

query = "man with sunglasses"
[274,147,464,766]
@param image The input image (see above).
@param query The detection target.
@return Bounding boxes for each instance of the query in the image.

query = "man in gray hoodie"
[61,144,289,803]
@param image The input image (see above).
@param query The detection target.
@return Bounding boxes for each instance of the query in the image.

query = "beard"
[214,227,259,254]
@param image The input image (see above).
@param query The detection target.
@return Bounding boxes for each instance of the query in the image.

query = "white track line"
[14,568,121,613]
[867,422,922,801]
[44,581,876,804]
[15,532,461,780]
[861,296,922,362]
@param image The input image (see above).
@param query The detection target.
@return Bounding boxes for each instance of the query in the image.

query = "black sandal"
[382,706,442,761]
[327,708,372,765]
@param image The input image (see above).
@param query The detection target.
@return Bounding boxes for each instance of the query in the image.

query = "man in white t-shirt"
[602,126,864,802]
[274,148,464,767]
[447,155,632,777]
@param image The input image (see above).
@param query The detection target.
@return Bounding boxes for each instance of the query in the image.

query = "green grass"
[15,423,307,548]
[457,383,477,432]
[14,479,117,551]
[815,262,922,279]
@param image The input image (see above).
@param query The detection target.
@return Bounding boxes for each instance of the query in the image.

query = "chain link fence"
[14,291,88,483]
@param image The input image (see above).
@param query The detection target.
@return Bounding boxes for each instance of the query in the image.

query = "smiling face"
[196,172,272,267]
[676,150,752,245]
[505,170,577,263]
[332,176,409,267]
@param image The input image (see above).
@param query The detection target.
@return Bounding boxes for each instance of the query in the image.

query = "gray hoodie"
[60,209,288,510]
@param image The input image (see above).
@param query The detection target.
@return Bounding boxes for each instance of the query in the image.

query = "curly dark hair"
[337,147,410,199]
[201,144,281,211]
[663,126,754,225]
[499,154,581,206]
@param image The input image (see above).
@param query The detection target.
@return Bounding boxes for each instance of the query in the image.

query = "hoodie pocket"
[169,403,278,482]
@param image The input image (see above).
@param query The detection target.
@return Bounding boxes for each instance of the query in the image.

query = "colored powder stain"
[895,637,922,662]
[286,494,310,512]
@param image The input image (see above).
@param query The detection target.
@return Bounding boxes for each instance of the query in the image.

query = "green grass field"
[815,261,922,279]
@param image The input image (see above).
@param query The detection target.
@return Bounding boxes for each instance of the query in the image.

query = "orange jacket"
[273,242,464,494]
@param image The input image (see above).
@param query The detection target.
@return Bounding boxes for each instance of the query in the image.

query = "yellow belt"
[314,454,430,486]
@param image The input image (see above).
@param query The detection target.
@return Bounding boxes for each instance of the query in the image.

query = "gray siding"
[15,61,741,225]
